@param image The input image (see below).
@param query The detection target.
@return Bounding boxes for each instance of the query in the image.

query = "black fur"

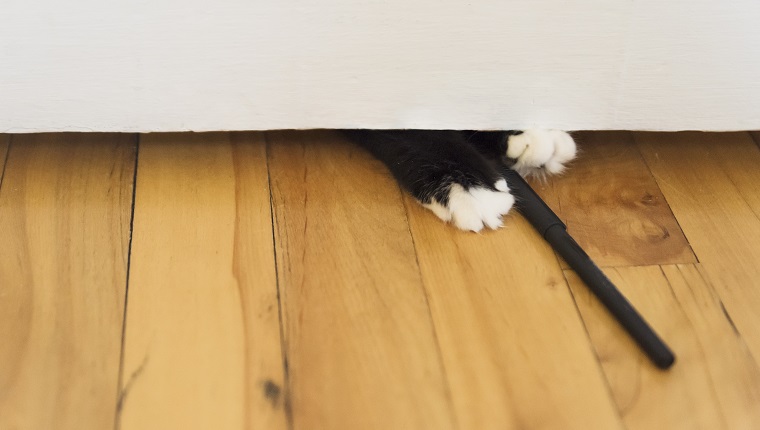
[341,130,519,206]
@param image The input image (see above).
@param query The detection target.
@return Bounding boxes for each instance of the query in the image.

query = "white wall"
[2,0,759,132]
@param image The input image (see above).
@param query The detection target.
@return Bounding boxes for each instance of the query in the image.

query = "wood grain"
[0,134,135,430]
[636,132,760,363]
[750,131,760,149]
[0,135,9,186]
[267,130,454,430]
[404,194,623,429]
[565,265,760,429]
[708,132,760,219]
[534,131,695,267]
[118,133,287,430]
[4,130,760,428]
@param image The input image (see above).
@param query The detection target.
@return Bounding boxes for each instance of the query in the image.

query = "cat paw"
[507,130,576,176]
[423,179,515,232]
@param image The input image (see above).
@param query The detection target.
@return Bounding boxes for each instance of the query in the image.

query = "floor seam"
[113,134,140,430]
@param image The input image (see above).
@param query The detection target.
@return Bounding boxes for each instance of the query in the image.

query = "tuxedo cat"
[342,130,576,232]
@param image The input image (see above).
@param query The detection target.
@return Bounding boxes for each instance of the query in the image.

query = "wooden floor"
[1,130,759,430]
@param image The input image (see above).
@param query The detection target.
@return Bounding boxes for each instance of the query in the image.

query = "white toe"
[508,129,577,176]
[428,183,515,232]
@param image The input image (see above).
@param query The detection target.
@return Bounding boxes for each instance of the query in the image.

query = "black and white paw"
[507,130,577,177]
[422,179,515,232]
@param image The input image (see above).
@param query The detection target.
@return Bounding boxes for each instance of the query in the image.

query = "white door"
[2,0,759,132]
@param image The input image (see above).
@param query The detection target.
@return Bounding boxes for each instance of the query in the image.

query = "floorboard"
[706,132,760,220]
[267,130,454,430]
[118,133,287,430]
[566,265,760,429]
[535,131,695,267]
[404,193,623,429]
[636,132,760,364]
[0,134,135,430]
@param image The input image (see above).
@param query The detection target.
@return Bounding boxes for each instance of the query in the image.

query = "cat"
[341,129,576,232]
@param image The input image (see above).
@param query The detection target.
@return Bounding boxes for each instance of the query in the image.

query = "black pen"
[501,167,675,369]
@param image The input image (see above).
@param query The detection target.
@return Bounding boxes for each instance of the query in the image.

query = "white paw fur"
[508,130,576,176]
[423,179,515,232]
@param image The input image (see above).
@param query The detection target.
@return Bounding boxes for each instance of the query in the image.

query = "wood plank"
[404,193,623,429]
[533,131,695,267]
[661,265,760,429]
[118,133,287,430]
[267,130,454,430]
[636,132,760,362]
[0,134,135,430]
[708,132,760,219]
[565,265,760,429]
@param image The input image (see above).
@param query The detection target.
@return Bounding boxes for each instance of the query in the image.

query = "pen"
[501,167,675,369]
